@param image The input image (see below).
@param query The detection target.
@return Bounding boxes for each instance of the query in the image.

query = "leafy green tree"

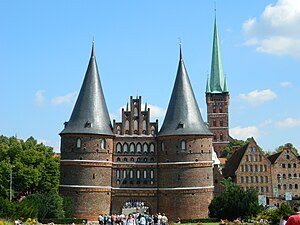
[276,143,299,156]
[0,135,60,199]
[209,178,263,220]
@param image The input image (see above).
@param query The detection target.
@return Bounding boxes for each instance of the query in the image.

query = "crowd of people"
[98,212,168,225]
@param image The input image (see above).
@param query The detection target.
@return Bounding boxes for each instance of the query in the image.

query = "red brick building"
[59,44,214,220]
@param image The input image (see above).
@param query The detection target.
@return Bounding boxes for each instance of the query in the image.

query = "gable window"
[286,155,290,159]
[76,138,81,148]
[180,140,187,151]
[100,139,106,150]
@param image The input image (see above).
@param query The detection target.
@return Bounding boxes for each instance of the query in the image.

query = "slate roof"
[60,42,114,136]
[158,46,212,137]
[267,152,282,164]
[222,142,249,178]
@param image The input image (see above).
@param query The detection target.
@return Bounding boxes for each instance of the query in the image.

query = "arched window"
[136,143,142,153]
[130,170,134,179]
[150,143,155,153]
[278,184,281,190]
[116,170,120,179]
[180,140,186,151]
[150,170,154,179]
[289,184,293,189]
[116,143,122,153]
[283,184,287,190]
[123,143,128,153]
[213,120,216,127]
[282,163,286,168]
[125,120,129,133]
[265,176,268,183]
[294,163,297,168]
[289,174,292,179]
[241,176,244,183]
[124,158,128,162]
[130,143,135,153]
[260,176,263,183]
[220,119,223,127]
[143,143,148,153]
[294,174,297,178]
[117,157,121,162]
[134,106,138,116]
[134,120,138,133]
[137,170,141,179]
[296,184,298,189]
[151,126,155,135]
[288,163,291,168]
[213,133,217,141]
[283,174,286,179]
[143,170,147,179]
[123,170,127,179]
[144,158,147,162]
[130,158,134,162]
[142,120,146,131]
[117,126,121,135]
[76,138,81,148]
[286,155,290,159]
[100,139,106,149]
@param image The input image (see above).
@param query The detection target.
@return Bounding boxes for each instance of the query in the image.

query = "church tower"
[157,46,214,219]
[59,42,114,220]
[206,17,231,157]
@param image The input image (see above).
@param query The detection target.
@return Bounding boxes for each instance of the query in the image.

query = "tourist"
[98,214,104,225]
[139,214,146,225]
[286,206,300,225]
[279,215,289,225]
[126,214,137,225]
[161,213,168,225]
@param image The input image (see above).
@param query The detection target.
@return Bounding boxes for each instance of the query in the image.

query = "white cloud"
[243,0,300,57]
[35,90,45,105]
[239,89,277,105]
[51,92,77,106]
[280,81,292,87]
[276,117,300,128]
[230,126,260,140]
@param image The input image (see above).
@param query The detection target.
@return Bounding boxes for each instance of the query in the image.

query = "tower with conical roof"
[157,46,214,219]
[59,42,114,220]
[206,17,231,157]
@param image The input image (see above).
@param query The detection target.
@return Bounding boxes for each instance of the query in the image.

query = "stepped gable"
[60,42,113,135]
[158,46,211,137]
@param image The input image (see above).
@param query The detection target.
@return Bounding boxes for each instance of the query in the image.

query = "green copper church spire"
[206,17,228,93]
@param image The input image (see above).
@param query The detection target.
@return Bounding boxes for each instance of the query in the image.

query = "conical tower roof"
[158,46,211,137]
[60,42,114,135]
[206,17,228,94]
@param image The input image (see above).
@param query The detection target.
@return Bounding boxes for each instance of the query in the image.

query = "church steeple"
[60,42,113,135]
[159,46,211,137]
[206,17,228,93]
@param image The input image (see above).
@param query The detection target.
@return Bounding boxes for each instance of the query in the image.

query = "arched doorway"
[122,199,150,215]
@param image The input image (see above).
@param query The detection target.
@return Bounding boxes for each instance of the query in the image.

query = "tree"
[276,143,299,156]
[0,135,60,199]
[209,178,263,220]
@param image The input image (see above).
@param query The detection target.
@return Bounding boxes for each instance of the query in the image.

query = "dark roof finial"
[91,37,95,57]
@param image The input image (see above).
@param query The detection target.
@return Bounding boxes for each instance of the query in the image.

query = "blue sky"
[1,0,300,153]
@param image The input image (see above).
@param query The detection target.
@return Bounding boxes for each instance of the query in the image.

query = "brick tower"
[157,46,214,219]
[206,17,231,157]
[59,42,114,220]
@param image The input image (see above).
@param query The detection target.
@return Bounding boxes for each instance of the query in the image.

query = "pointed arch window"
[143,170,147,179]
[76,138,81,148]
[130,169,134,179]
[142,120,146,131]
[116,143,122,153]
[161,142,164,151]
[151,126,155,135]
[116,170,120,179]
[130,143,135,153]
[143,143,148,154]
[150,170,154,179]
[100,139,106,150]
[150,143,155,153]
[117,126,121,135]
[123,170,127,179]
[136,143,142,153]
[125,120,129,133]
[123,143,128,153]
[213,133,217,141]
[134,105,138,116]
[220,133,223,141]
[134,120,138,133]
